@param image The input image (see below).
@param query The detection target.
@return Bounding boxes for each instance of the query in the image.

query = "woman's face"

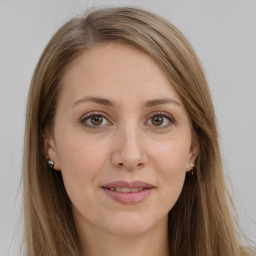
[46,42,198,237]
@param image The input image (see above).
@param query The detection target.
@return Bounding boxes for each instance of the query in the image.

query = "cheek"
[152,138,190,208]
[57,127,108,172]
[55,130,108,202]
[154,136,190,175]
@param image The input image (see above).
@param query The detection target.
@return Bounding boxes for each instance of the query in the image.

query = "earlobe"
[187,137,199,172]
[43,134,61,171]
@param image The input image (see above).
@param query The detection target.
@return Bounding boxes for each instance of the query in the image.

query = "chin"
[101,211,166,237]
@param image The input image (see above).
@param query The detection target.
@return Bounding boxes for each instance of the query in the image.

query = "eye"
[146,112,174,128]
[80,112,110,128]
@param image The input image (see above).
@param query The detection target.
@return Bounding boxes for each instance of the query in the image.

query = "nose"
[111,125,149,170]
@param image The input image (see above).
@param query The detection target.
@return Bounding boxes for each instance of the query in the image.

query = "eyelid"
[80,111,112,128]
[79,111,175,129]
[145,111,175,129]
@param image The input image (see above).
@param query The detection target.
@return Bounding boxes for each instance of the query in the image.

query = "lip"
[102,180,155,189]
[101,180,155,205]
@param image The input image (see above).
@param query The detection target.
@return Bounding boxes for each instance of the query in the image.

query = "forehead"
[63,42,162,82]
[59,42,183,108]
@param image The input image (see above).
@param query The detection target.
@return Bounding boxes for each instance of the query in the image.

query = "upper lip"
[102,181,155,189]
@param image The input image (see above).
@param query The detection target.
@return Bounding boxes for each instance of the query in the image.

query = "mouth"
[103,187,145,193]
[101,181,155,204]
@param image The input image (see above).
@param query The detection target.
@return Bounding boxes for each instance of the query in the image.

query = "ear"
[186,136,199,172]
[44,133,61,171]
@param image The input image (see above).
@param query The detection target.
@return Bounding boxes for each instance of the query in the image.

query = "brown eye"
[81,113,110,128]
[90,115,103,126]
[151,116,163,126]
[146,112,174,128]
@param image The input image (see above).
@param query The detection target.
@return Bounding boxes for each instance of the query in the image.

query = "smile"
[107,187,144,192]
[101,181,155,204]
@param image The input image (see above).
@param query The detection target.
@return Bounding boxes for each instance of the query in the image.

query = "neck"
[75,215,169,256]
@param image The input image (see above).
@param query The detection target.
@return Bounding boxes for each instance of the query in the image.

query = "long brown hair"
[23,7,254,256]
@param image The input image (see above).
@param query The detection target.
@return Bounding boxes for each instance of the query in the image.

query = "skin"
[45,42,198,256]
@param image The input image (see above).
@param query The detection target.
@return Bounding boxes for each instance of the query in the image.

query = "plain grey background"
[0,0,255,255]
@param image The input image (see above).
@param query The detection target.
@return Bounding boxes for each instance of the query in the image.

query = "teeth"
[122,188,131,193]
[108,187,144,193]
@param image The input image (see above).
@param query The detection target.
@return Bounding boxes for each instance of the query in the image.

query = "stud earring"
[188,163,196,178]
[189,163,195,169]
[47,158,54,170]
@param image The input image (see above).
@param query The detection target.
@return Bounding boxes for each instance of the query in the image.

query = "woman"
[22,6,255,256]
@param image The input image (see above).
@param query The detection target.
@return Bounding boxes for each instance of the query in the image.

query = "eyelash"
[80,111,111,129]
[145,112,175,129]
[80,111,175,129]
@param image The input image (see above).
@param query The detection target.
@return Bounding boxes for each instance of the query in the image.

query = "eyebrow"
[72,96,181,108]
[73,96,114,107]
[144,98,181,107]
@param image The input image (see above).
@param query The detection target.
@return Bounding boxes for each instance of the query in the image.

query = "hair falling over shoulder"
[22,6,255,256]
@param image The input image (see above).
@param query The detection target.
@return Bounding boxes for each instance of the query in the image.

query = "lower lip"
[102,188,154,204]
